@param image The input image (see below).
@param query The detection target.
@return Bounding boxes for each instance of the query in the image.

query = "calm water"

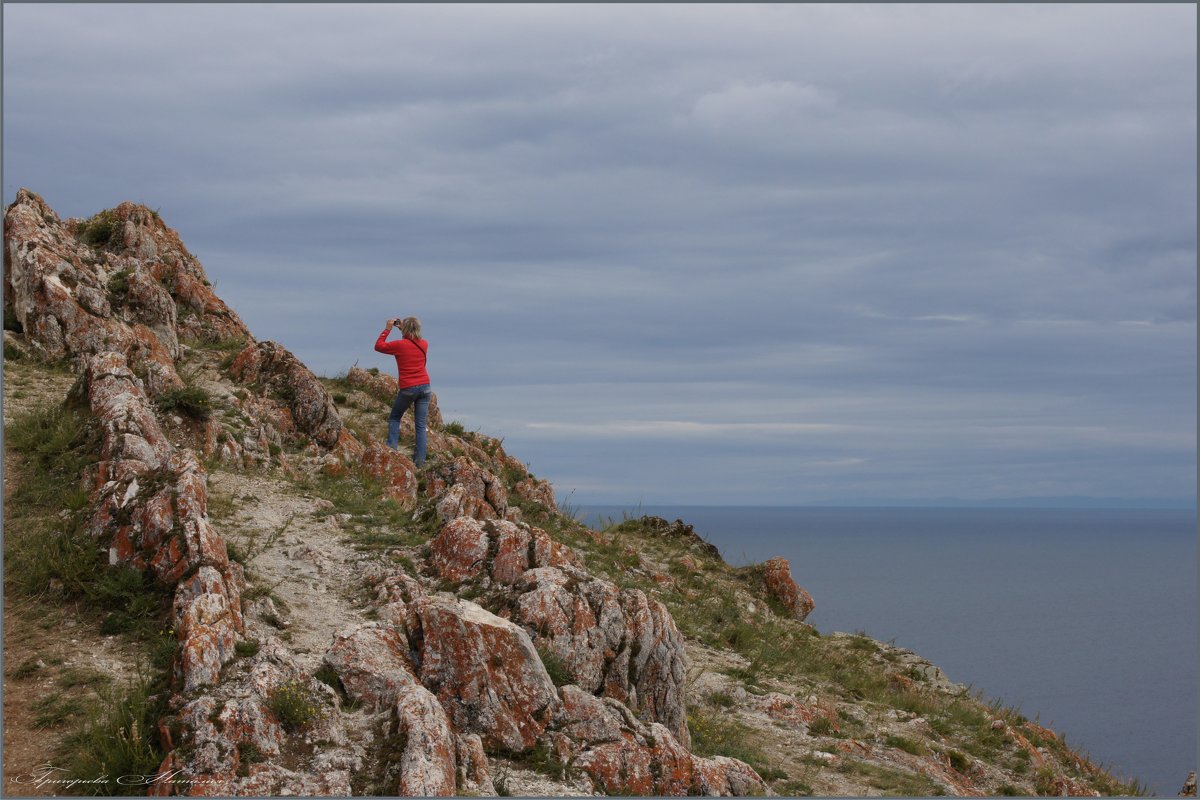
[581,505,1197,797]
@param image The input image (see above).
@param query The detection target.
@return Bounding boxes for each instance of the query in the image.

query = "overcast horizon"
[4,4,1196,506]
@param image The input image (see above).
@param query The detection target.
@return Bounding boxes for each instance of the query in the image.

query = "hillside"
[2,189,1147,797]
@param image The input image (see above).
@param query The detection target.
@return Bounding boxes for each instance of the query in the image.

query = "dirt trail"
[207,469,375,674]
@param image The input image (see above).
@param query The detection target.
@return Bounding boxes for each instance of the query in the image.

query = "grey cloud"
[4,3,1194,504]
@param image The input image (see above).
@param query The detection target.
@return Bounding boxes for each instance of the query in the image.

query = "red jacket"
[375,330,430,389]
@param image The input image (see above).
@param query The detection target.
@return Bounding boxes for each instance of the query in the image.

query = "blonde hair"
[401,316,422,340]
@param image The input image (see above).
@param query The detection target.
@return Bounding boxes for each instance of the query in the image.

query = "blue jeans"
[387,384,432,465]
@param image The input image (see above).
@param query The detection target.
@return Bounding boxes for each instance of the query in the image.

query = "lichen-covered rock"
[360,443,419,507]
[429,517,492,583]
[760,556,815,621]
[455,733,496,795]
[174,566,244,692]
[323,623,419,710]
[491,520,579,583]
[424,514,689,745]
[84,351,173,479]
[80,351,244,695]
[229,340,342,448]
[427,517,580,585]
[692,755,771,797]
[430,456,508,522]
[514,477,556,510]
[1180,771,1197,798]
[413,594,560,753]
[391,684,458,796]
[555,693,767,797]
[234,764,353,798]
[152,693,290,797]
[514,565,690,746]
[4,189,247,365]
[555,686,624,745]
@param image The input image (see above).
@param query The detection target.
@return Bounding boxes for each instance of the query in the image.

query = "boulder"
[360,443,419,508]
[323,623,419,710]
[554,691,767,797]
[413,595,560,753]
[429,517,491,583]
[760,556,815,621]
[427,517,579,585]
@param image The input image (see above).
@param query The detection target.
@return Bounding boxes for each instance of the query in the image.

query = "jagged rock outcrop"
[760,556,815,622]
[429,455,512,522]
[514,476,557,510]
[390,686,459,796]
[229,340,342,448]
[1180,771,1197,797]
[322,623,460,796]
[549,685,767,796]
[636,515,722,559]
[4,190,247,374]
[81,351,245,692]
[428,516,691,745]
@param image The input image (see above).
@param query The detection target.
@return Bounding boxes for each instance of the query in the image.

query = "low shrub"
[155,385,213,421]
[107,268,132,303]
[688,706,776,780]
[808,715,835,736]
[235,639,260,658]
[267,680,324,731]
[79,210,121,248]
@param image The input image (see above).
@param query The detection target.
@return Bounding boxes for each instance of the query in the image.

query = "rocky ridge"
[3,190,1159,797]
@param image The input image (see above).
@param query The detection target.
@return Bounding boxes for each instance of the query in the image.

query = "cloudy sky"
[4,4,1195,505]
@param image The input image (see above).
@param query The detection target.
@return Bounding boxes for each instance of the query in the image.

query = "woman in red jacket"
[375,316,432,466]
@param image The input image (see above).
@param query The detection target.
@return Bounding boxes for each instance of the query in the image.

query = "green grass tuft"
[63,672,166,795]
[155,384,213,421]
[535,645,572,688]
